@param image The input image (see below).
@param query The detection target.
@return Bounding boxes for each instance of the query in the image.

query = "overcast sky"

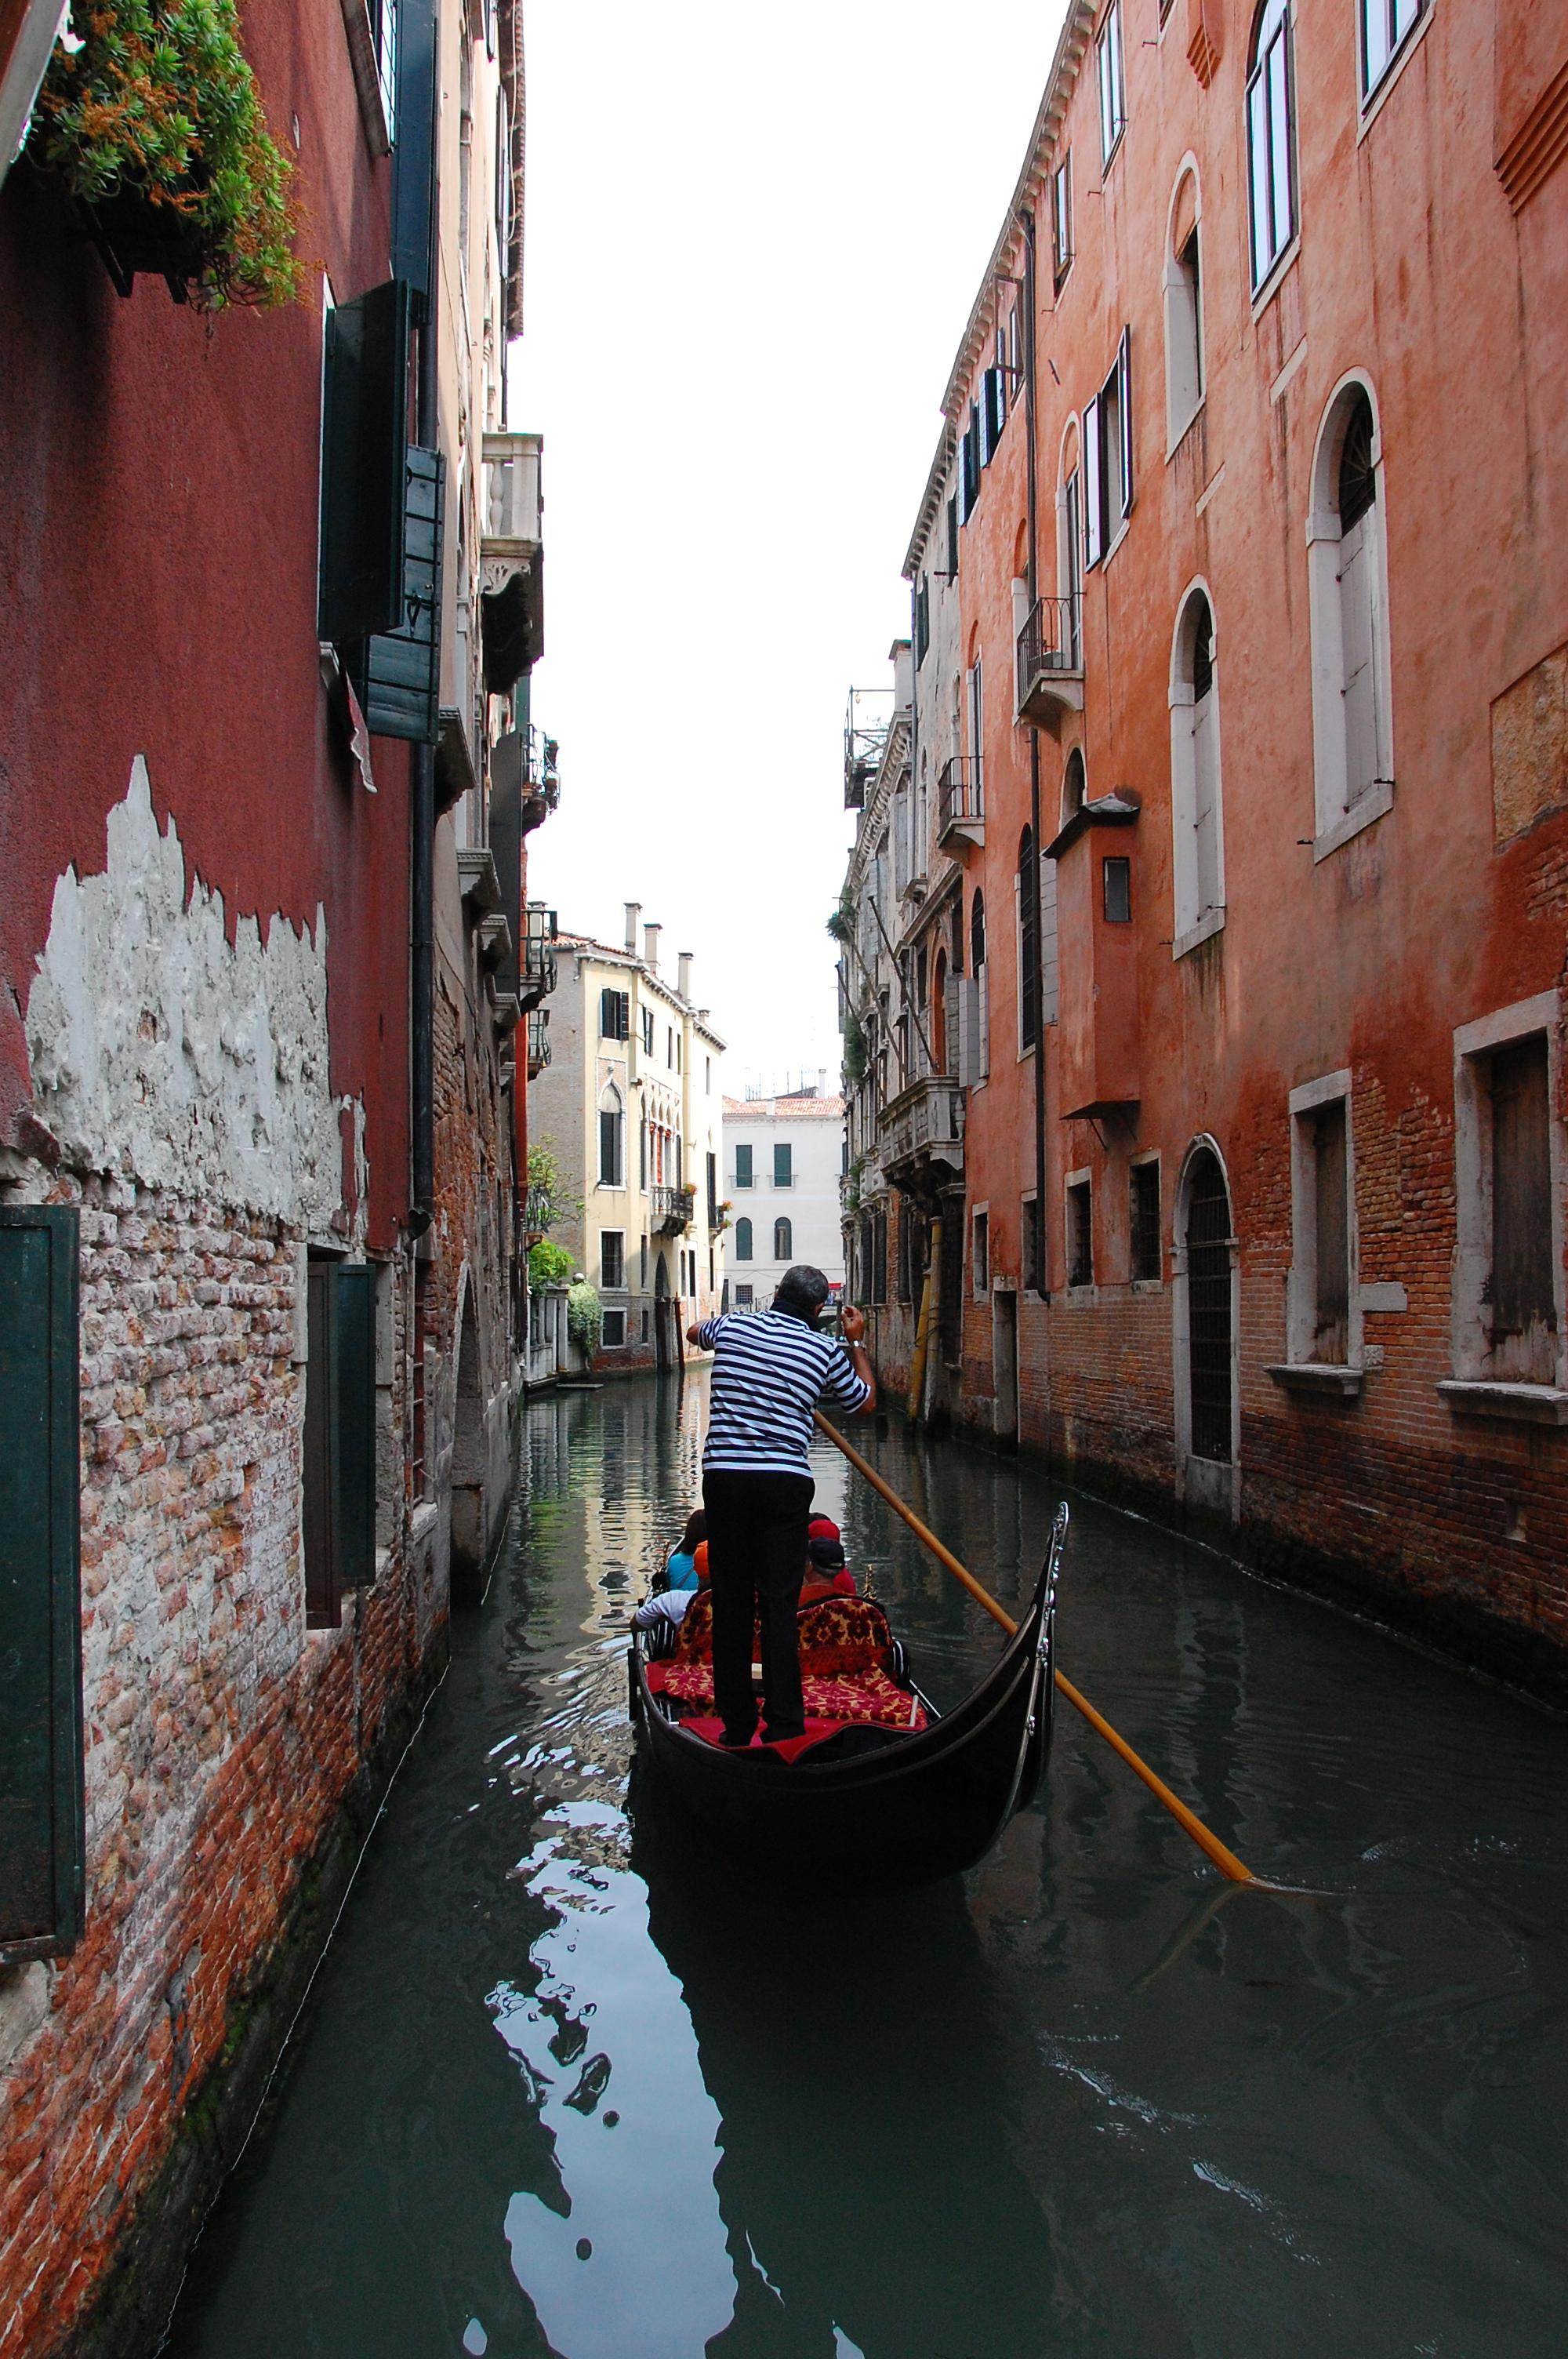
[517,0,1067,1095]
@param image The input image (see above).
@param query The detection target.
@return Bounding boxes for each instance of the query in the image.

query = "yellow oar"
[814,1412,1256,1886]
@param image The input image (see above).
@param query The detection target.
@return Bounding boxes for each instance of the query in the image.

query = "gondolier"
[687,1265,877,1746]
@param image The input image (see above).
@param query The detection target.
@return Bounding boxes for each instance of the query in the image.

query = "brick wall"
[0,1176,443,2359]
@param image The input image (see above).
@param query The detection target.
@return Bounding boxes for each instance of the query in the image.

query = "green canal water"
[162,1374,1568,2357]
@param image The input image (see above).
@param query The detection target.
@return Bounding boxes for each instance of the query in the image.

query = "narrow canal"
[163,1376,1567,2358]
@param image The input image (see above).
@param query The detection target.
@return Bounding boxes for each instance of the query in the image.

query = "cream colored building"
[528,903,726,1371]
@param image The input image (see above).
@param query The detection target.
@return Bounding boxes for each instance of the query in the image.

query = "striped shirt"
[697,1310,870,1476]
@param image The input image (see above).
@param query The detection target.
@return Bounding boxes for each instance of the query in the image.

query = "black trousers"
[702,1469,815,1741]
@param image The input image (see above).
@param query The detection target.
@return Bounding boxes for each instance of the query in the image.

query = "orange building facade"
[840,0,1568,1695]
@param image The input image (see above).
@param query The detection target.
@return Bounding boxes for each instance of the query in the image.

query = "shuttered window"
[1083,333,1133,568]
[773,1143,793,1189]
[735,1144,753,1190]
[599,988,630,1040]
[303,1260,342,1630]
[318,280,412,647]
[981,366,1007,463]
[1051,154,1073,288]
[1098,0,1126,163]
[960,403,982,521]
[1083,395,1103,569]
[1311,1102,1351,1363]
[335,1265,378,1592]
[0,1208,83,1965]
[359,445,445,744]
[1490,1037,1555,1382]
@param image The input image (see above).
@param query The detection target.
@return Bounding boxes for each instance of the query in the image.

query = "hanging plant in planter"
[29,0,303,307]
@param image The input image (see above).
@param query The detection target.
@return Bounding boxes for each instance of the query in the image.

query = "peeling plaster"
[26,759,363,1237]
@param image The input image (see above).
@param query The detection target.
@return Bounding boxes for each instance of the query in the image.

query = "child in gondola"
[661,1509,706,1594]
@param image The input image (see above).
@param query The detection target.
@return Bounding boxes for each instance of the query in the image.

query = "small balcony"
[526,1007,552,1078]
[936,757,984,857]
[1015,594,1083,729]
[878,1074,964,1191]
[519,903,558,1011]
[651,1183,695,1237]
[480,431,544,689]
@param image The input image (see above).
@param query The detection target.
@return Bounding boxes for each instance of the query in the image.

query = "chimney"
[624,900,641,953]
[643,922,661,972]
[677,951,693,1000]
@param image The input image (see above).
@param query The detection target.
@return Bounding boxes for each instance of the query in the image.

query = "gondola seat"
[645,1590,924,1729]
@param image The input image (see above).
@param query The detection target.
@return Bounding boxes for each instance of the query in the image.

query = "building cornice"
[561,940,728,1050]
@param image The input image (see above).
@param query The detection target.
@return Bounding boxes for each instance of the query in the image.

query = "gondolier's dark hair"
[775,1263,831,1314]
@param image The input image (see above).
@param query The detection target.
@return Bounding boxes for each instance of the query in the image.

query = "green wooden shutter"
[391,0,437,307]
[360,445,445,743]
[303,1263,341,1629]
[488,730,524,999]
[318,281,412,646]
[0,1207,83,1964]
[335,1266,377,1590]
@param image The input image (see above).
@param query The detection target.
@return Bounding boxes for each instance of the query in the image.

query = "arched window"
[1308,380,1393,849]
[774,1217,793,1260]
[1246,0,1296,290]
[1017,827,1039,1053]
[971,890,990,1079]
[1164,169,1203,448]
[932,946,949,1074]
[597,1085,624,1187]
[1063,747,1087,822]
[1169,587,1225,952]
[734,1216,753,1261]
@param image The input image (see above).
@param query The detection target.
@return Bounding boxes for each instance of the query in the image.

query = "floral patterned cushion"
[795,1594,894,1677]
[799,1670,927,1728]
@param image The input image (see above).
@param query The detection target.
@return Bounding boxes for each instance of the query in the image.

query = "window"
[971,890,990,1080]
[642,1307,651,1341]
[1247,0,1297,290]
[317,280,412,648]
[706,1150,718,1227]
[1102,856,1132,922]
[598,1086,625,1186]
[1063,747,1087,822]
[946,492,960,577]
[735,1217,753,1262]
[1067,1177,1094,1288]
[1021,1192,1040,1293]
[1309,1100,1351,1361]
[735,1143,753,1189]
[1170,587,1225,952]
[1098,0,1126,164]
[1483,1037,1555,1382]
[916,575,931,665]
[601,1230,625,1289]
[1007,307,1023,407]
[303,1259,377,1630]
[773,1143,793,1189]
[1362,0,1424,102]
[1308,382,1393,850]
[981,365,1007,464]
[600,987,630,1041]
[0,1205,83,1964]
[735,1284,755,1307]
[639,1117,648,1191]
[775,1217,793,1260]
[1083,332,1133,568]
[1131,1159,1162,1281]
[973,1209,989,1297]
[641,1233,649,1288]
[1018,827,1039,1054]
[602,1309,627,1347]
[960,402,982,522]
[1165,176,1203,447]
[641,1006,654,1054]
[1052,153,1073,288]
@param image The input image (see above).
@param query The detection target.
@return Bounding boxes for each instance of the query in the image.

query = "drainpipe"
[1022,202,1047,1298]
[408,32,441,1237]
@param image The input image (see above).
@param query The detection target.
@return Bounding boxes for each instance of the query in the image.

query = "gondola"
[630,1501,1067,1891]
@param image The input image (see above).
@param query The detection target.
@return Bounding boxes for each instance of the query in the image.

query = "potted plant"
[28,0,302,307]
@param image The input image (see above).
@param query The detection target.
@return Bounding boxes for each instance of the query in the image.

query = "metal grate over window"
[1185,1147,1233,1459]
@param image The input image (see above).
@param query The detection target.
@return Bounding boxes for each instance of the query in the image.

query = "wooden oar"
[813,1412,1256,1886]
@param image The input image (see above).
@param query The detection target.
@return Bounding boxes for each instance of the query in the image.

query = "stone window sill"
[1437,1380,1568,1427]
[1266,1362,1364,1398]
[1173,907,1225,961]
[1313,778,1394,863]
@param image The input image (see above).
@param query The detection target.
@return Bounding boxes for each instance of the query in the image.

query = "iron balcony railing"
[524,726,561,816]
[651,1183,695,1236]
[521,903,557,1006]
[937,755,983,840]
[1015,594,1083,707]
[526,1008,551,1076]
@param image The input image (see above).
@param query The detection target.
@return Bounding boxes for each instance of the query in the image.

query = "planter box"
[76,189,206,302]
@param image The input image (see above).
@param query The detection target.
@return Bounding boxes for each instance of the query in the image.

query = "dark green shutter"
[391,0,437,308]
[0,1208,82,1964]
[334,1266,377,1590]
[318,281,412,645]
[361,445,445,743]
[488,731,523,998]
[303,1263,341,1629]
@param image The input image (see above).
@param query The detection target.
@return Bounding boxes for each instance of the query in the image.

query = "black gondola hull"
[631,1507,1065,1892]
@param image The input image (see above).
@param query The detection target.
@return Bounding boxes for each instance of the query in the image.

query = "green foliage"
[567,1281,601,1357]
[826,887,856,947]
[525,1141,580,1235]
[842,1006,867,1089]
[31,0,303,308]
[528,1238,573,1290]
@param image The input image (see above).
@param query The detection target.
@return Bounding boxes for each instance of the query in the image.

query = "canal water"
[162,1375,1568,2359]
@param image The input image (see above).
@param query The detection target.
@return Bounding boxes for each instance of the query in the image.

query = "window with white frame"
[641,1006,654,1054]
[1169,587,1225,953]
[600,1230,626,1290]
[774,1216,793,1260]
[1098,1,1126,165]
[973,1207,989,1297]
[1308,380,1394,852]
[1083,332,1133,569]
[601,1308,627,1347]
[1361,0,1424,103]
[1451,999,1562,1391]
[1164,174,1203,449]
[1287,1076,1356,1365]
[734,1216,753,1262]
[1066,1174,1094,1289]
[1051,152,1073,288]
[598,1085,625,1186]
[1247,0,1297,290]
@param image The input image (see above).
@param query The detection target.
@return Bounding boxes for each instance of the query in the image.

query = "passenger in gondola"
[662,1509,706,1593]
[800,1516,855,1605]
[687,1266,877,1747]
[632,1542,710,1637]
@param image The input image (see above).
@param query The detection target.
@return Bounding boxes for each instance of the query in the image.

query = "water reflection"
[163,1373,1568,2359]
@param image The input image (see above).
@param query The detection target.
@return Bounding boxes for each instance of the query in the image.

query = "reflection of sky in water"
[490,1799,735,2358]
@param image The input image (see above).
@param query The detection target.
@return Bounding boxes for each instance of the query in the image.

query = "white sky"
[516,0,1067,1094]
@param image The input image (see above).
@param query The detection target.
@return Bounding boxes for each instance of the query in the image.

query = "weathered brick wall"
[0,1177,442,2359]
